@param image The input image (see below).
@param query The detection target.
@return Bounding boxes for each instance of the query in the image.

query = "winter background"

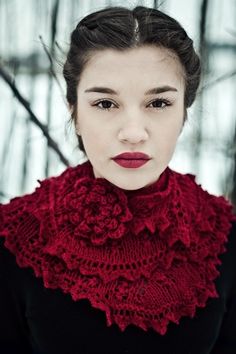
[0,0,235,208]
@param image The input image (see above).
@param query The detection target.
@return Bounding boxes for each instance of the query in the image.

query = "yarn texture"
[0,160,235,335]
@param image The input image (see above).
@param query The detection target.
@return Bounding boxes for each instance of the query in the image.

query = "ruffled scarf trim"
[0,160,235,335]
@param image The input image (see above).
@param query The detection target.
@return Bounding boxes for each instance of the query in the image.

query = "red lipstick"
[112,152,151,168]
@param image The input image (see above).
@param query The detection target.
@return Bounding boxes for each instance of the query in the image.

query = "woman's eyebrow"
[145,86,178,94]
[84,85,178,95]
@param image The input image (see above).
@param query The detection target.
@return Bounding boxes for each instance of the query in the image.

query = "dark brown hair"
[63,5,201,154]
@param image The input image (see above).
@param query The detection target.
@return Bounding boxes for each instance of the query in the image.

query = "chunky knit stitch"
[0,160,235,335]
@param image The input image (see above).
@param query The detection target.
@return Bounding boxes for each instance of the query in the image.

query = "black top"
[0,222,236,354]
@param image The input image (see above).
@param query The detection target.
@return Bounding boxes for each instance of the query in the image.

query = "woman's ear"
[179,109,187,135]
[68,103,73,114]
[68,104,81,136]
[75,122,81,136]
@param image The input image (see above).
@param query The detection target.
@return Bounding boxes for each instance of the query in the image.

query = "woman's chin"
[91,161,162,191]
[105,175,159,191]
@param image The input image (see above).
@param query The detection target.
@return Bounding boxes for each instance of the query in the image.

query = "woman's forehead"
[78,46,185,91]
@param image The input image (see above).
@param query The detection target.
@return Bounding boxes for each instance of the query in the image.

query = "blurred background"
[0,0,236,208]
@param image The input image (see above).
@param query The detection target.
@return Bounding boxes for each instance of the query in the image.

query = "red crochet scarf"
[0,160,236,335]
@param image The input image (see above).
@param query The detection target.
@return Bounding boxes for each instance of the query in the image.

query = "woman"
[0,5,236,354]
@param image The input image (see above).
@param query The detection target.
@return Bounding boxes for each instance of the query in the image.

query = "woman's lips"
[113,159,149,168]
[112,152,151,168]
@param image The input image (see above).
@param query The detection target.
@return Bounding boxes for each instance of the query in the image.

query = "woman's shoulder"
[225,220,236,264]
[216,219,236,295]
[0,236,30,289]
[0,236,17,272]
[225,220,236,267]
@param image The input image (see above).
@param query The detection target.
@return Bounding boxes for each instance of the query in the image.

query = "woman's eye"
[92,98,171,111]
[93,100,116,110]
[148,99,171,109]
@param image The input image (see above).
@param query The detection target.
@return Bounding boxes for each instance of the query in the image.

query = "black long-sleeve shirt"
[0,222,236,354]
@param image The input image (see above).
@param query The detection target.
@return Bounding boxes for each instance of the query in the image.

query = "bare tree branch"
[0,190,13,200]
[38,35,66,106]
[199,69,236,94]
[231,130,236,210]
[55,40,67,56]
[0,64,70,167]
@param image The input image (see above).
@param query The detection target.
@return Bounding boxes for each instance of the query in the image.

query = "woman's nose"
[118,112,149,144]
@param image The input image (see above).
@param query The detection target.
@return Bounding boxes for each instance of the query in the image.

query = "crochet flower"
[62,177,133,245]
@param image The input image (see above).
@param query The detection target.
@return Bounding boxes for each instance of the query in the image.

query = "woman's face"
[76,45,185,190]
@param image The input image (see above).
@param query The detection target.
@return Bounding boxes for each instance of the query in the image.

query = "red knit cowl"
[0,160,235,335]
